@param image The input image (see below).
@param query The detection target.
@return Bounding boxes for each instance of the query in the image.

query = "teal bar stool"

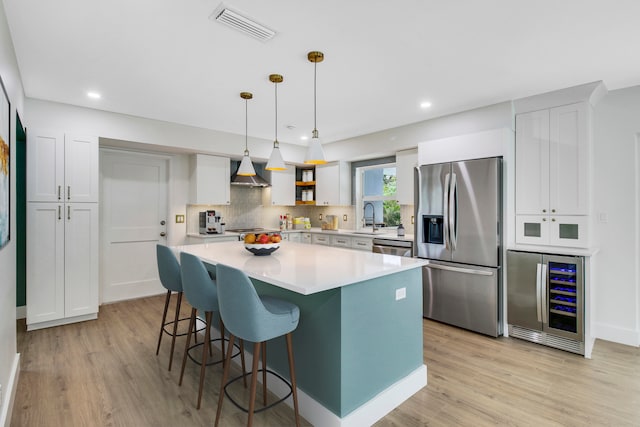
[214,263,301,427]
[155,245,202,371]
[178,252,246,410]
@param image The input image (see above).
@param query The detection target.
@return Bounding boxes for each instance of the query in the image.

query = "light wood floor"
[12,295,640,427]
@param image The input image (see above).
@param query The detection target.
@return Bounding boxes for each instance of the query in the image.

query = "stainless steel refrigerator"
[414,157,502,337]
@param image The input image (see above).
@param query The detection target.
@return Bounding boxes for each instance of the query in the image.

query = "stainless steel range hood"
[230,161,271,187]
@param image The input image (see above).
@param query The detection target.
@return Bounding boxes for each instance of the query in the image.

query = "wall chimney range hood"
[230,160,270,187]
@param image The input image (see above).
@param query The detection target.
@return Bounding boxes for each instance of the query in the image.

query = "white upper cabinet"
[189,154,230,205]
[396,148,417,205]
[263,166,295,206]
[27,131,99,203]
[515,101,592,248]
[515,102,589,216]
[65,134,100,203]
[515,110,550,215]
[315,161,351,206]
[549,103,589,216]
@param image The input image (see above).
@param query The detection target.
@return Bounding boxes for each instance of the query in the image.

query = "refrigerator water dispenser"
[423,215,444,244]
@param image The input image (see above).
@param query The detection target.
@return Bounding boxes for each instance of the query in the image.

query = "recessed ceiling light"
[87,91,101,99]
[420,101,432,109]
[300,135,309,141]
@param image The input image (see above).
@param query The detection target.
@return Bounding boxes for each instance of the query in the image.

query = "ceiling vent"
[211,6,276,42]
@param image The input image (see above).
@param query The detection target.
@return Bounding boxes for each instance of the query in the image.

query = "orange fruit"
[244,233,256,244]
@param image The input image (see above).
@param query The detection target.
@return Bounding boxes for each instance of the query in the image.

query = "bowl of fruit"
[244,233,282,256]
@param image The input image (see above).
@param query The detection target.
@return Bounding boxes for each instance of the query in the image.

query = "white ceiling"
[4,0,640,147]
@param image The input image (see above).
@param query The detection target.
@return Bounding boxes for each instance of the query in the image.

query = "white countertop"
[187,228,415,242]
[174,241,426,295]
[507,244,600,257]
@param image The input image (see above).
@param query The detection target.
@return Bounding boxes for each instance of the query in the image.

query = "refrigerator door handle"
[443,172,451,250]
[541,263,548,325]
[535,263,542,322]
[425,263,494,276]
[449,172,458,251]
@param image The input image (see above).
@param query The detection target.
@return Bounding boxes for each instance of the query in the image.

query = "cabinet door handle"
[67,186,71,200]
[551,209,556,213]
[160,232,166,237]
[543,218,547,222]
[67,206,71,220]
[551,218,556,222]
[58,186,61,200]
[58,205,61,220]
[542,209,546,213]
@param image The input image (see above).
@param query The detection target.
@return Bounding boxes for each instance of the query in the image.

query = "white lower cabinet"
[312,234,331,246]
[27,202,99,330]
[301,233,312,244]
[516,215,589,248]
[330,235,352,248]
[351,237,373,251]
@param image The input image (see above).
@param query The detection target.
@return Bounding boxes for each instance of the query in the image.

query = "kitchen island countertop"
[174,240,426,295]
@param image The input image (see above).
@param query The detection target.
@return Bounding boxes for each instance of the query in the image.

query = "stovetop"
[225,227,265,233]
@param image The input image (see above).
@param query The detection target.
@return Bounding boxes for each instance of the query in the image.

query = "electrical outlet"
[395,287,406,301]
[319,213,323,221]
[411,215,414,224]
[343,214,348,221]
[175,214,185,223]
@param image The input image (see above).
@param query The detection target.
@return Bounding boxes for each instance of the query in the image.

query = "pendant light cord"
[274,81,278,143]
[244,98,248,153]
[313,60,317,132]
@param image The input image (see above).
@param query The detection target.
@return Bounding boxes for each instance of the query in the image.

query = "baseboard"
[0,353,20,427]
[15,306,25,320]
[594,322,640,347]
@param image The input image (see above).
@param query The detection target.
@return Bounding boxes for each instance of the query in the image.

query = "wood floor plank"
[11,295,640,426]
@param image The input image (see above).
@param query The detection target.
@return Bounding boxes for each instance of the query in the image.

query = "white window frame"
[355,162,397,231]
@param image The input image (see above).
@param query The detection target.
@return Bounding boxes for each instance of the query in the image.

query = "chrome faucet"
[363,202,378,232]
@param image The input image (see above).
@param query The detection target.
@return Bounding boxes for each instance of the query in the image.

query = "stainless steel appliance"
[226,227,265,241]
[415,157,503,336]
[372,238,412,257]
[199,210,224,234]
[507,250,584,354]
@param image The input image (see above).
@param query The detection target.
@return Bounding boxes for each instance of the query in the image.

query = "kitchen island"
[175,241,427,427]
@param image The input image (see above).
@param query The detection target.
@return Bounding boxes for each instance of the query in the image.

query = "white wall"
[0,1,24,425]
[592,85,640,346]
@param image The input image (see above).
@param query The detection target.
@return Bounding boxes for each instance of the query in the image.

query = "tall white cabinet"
[26,130,99,330]
[513,82,606,249]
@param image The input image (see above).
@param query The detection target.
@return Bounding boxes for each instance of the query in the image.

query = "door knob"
[160,232,166,237]
[160,220,166,225]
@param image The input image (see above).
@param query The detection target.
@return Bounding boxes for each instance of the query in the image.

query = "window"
[356,163,400,229]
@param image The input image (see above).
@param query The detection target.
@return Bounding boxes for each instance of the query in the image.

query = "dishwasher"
[372,238,413,257]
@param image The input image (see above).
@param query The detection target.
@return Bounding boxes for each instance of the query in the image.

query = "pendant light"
[237,92,256,176]
[304,51,327,165]
[266,74,287,171]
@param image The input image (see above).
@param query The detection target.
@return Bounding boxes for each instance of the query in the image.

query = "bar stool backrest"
[216,264,284,343]
[156,245,182,293]
[179,252,219,313]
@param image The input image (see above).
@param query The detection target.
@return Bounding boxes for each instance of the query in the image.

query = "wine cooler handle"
[535,263,542,322]
[541,263,548,325]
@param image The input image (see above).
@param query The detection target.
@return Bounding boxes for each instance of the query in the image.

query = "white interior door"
[101,150,168,303]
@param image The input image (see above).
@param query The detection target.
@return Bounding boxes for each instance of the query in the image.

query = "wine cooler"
[507,251,584,354]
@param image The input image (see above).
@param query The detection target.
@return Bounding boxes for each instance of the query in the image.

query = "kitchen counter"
[175,241,426,426]
[187,232,240,239]
[175,241,425,294]
[281,227,415,242]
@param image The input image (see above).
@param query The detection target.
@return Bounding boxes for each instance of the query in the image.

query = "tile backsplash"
[187,186,413,234]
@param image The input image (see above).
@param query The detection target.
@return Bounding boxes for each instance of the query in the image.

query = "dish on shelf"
[244,242,280,256]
